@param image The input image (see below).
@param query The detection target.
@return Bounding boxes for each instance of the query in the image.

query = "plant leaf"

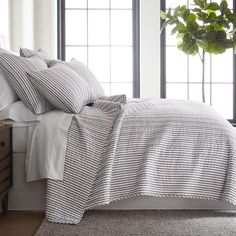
[220,0,228,15]
[227,14,236,24]
[187,21,199,32]
[194,0,205,9]
[205,2,220,11]
[186,13,197,23]
[160,10,167,20]
[183,9,191,21]
[171,26,178,35]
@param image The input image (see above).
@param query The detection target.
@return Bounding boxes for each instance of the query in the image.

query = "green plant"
[161,0,236,103]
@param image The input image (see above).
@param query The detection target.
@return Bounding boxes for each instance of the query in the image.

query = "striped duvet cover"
[46,96,236,224]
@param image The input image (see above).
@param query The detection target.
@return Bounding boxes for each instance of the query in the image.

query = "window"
[58,0,140,98]
[160,0,236,122]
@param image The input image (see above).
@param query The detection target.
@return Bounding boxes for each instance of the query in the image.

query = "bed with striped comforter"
[46,96,236,224]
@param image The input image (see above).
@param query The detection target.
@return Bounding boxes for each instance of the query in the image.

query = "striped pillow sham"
[49,60,105,97]
[20,48,51,65]
[26,65,97,114]
[0,49,19,110]
[99,95,127,104]
[0,53,52,114]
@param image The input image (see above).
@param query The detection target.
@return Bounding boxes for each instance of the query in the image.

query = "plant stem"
[201,49,206,103]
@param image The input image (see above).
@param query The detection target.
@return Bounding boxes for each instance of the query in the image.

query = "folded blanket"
[46,97,236,224]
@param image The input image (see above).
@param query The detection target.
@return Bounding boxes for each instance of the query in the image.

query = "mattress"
[7,122,46,211]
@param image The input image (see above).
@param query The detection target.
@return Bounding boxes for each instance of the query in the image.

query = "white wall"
[34,0,57,58]
[0,0,10,49]
[9,0,34,52]
[7,0,57,57]
[140,0,160,98]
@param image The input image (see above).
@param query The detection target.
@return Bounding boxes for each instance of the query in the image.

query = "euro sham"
[0,53,51,114]
[20,48,51,65]
[27,64,97,114]
[0,49,18,110]
[49,59,105,97]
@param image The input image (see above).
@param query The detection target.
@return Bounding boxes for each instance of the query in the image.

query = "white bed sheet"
[26,110,74,182]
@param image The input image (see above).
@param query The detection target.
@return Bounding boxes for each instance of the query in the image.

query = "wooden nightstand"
[0,124,12,214]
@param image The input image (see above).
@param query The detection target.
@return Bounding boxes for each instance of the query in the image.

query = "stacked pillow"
[0,49,18,110]
[26,64,97,113]
[0,53,52,114]
[0,47,106,115]
[49,59,105,97]
[20,48,51,66]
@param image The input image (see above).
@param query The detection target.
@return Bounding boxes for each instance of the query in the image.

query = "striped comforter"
[46,96,236,224]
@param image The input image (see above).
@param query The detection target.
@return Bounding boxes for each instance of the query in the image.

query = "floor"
[0,212,44,236]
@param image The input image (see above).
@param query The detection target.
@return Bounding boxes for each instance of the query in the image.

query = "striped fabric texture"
[0,49,19,110]
[99,94,126,104]
[0,53,52,114]
[49,60,105,97]
[20,48,51,65]
[27,64,97,114]
[46,98,236,224]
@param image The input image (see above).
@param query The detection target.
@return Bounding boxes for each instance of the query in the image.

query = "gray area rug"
[35,210,236,236]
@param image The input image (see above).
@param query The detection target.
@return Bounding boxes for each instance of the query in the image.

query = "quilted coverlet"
[46,97,236,224]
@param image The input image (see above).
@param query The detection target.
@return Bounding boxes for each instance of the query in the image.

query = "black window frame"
[57,0,140,98]
[160,0,236,125]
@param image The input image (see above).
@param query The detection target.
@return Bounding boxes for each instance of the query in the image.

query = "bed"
[1,48,236,225]
[5,101,236,215]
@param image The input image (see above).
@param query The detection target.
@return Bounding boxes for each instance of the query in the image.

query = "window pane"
[166,83,188,100]
[88,0,109,9]
[189,83,210,104]
[88,46,110,82]
[166,27,179,46]
[111,10,132,45]
[166,0,187,8]
[111,83,133,97]
[111,47,133,82]
[66,0,87,8]
[100,83,111,96]
[64,4,134,98]
[65,46,87,65]
[88,10,109,45]
[188,0,195,9]
[66,10,87,45]
[189,53,210,83]
[212,50,233,83]
[166,47,188,83]
[164,0,234,120]
[111,0,132,9]
[212,84,233,119]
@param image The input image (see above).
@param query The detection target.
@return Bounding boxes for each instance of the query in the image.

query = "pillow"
[0,48,19,56]
[49,59,105,97]
[99,95,127,105]
[0,49,18,110]
[0,53,52,114]
[0,101,42,122]
[20,48,51,65]
[26,64,97,114]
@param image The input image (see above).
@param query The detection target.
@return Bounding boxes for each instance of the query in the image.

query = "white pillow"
[0,101,42,122]
[0,49,18,110]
